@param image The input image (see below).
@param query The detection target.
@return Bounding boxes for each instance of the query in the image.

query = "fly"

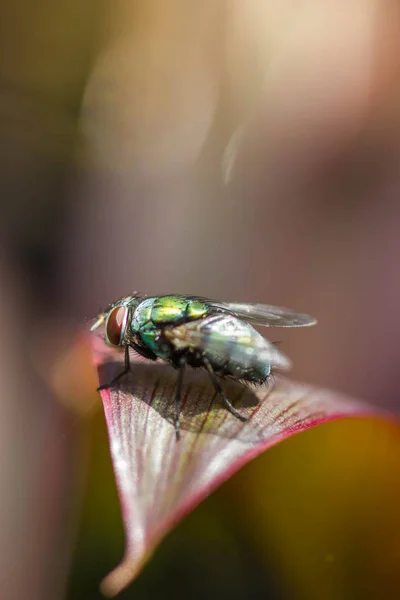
[91,294,317,440]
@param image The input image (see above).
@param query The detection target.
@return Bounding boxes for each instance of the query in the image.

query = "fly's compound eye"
[105,306,128,347]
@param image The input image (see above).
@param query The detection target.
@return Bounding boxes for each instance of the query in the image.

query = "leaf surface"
[93,337,383,596]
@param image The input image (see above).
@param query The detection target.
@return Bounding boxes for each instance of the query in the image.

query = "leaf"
[92,336,383,597]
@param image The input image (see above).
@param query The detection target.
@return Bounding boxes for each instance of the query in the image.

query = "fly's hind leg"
[97,345,131,391]
[202,357,248,422]
[173,356,186,441]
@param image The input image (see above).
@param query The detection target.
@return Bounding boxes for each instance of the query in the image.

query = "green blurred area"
[67,409,285,600]
[0,0,104,291]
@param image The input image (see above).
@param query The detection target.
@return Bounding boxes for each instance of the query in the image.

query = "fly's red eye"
[106,306,127,346]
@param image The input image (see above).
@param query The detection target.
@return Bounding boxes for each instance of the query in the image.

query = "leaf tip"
[100,560,140,598]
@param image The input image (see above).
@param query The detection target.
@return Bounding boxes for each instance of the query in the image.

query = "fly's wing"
[219,302,317,328]
[186,296,317,328]
[165,315,292,372]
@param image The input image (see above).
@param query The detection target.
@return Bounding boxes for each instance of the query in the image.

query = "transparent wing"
[219,302,317,328]
[165,316,292,371]
[186,296,317,328]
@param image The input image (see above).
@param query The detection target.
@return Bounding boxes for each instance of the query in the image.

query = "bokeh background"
[1,1,400,599]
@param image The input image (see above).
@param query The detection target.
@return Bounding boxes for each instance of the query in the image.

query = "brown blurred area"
[1,1,400,599]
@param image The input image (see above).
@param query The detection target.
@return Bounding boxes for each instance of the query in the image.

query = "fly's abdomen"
[198,316,272,381]
[166,314,291,382]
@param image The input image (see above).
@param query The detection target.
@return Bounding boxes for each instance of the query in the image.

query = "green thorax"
[130,295,209,356]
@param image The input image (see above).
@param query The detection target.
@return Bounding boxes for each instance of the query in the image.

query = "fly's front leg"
[202,356,248,422]
[174,356,186,441]
[97,345,131,391]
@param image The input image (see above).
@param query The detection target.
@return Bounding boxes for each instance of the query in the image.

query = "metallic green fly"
[91,294,317,439]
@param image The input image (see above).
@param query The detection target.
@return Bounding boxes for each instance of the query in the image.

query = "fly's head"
[91,294,141,348]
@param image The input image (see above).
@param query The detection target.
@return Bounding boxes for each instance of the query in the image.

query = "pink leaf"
[92,336,383,597]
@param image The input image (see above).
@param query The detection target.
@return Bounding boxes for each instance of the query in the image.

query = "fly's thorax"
[129,297,171,358]
[139,328,171,358]
[131,296,208,334]
[152,296,187,323]
[185,299,209,320]
[151,296,208,324]
[130,297,155,335]
[129,296,209,359]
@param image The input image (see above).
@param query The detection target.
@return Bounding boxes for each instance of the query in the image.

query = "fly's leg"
[97,345,131,391]
[203,357,248,422]
[130,341,158,361]
[97,341,158,392]
[174,357,186,441]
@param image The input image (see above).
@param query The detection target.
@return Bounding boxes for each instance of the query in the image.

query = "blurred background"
[1,1,400,598]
